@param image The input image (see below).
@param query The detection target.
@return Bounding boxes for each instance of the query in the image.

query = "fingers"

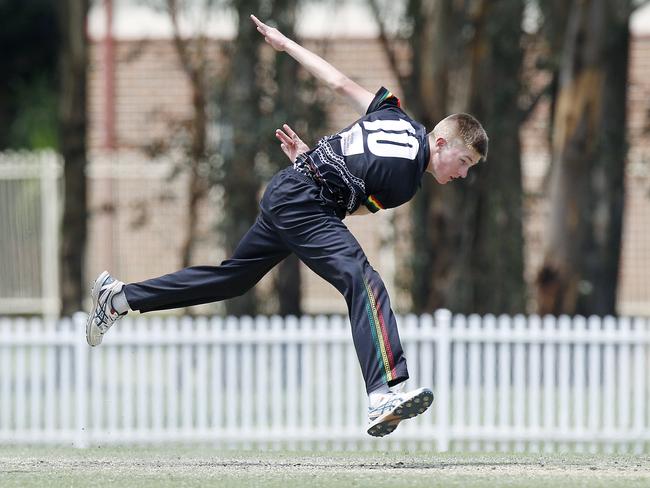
[275,128,293,146]
[276,123,306,159]
[250,14,264,28]
[282,123,299,140]
[250,14,267,35]
[280,143,294,162]
[277,126,303,162]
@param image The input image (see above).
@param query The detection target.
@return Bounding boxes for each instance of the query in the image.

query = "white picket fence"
[0,310,649,452]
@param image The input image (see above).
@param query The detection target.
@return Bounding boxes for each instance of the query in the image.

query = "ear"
[435,137,447,148]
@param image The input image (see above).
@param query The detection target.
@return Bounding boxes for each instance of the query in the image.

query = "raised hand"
[250,14,291,52]
[275,124,310,163]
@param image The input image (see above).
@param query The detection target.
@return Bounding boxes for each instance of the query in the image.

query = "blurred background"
[1,0,649,320]
[1,0,650,453]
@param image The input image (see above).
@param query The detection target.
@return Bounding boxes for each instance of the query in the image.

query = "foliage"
[0,0,59,149]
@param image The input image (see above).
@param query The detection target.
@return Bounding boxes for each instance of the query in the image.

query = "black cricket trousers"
[124,166,409,394]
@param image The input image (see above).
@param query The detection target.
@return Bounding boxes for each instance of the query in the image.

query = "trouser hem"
[366,367,409,395]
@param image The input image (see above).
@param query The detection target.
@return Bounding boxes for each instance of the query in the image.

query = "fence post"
[74,312,89,448]
[40,152,61,319]
[435,309,451,452]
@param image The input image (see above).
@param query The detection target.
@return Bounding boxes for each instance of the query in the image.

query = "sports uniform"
[87,87,435,437]
[295,87,429,218]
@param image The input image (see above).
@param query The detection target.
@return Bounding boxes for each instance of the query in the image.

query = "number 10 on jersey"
[340,119,420,160]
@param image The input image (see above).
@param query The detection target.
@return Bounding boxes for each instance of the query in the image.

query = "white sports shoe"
[366,386,434,437]
[86,270,126,347]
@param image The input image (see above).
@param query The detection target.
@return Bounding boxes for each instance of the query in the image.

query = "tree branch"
[519,80,552,124]
[367,0,409,96]
[166,0,199,84]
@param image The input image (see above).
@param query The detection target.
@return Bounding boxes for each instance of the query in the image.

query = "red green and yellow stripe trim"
[380,89,401,108]
[363,276,396,383]
[365,195,384,213]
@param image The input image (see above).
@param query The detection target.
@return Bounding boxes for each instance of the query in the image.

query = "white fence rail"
[0,310,649,452]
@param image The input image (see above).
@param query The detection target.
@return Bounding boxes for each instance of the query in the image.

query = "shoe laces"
[368,392,401,417]
[94,281,122,330]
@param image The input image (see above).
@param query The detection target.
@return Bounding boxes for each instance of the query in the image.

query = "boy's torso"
[301,88,430,215]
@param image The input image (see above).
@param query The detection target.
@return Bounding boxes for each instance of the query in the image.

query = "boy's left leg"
[278,212,409,395]
[261,168,433,436]
[271,205,434,437]
[262,174,409,394]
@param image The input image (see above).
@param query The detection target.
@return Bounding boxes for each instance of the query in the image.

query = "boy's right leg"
[124,213,290,312]
[86,213,290,346]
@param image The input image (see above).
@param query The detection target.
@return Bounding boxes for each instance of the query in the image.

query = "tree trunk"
[276,254,301,315]
[270,0,302,316]
[58,0,89,316]
[382,0,526,314]
[179,85,209,268]
[221,0,264,316]
[425,0,526,314]
[536,0,630,315]
[166,0,210,269]
[459,0,526,313]
[404,0,454,312]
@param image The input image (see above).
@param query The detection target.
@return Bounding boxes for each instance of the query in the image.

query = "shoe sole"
[86,270,110,347]
[367,388,434,438]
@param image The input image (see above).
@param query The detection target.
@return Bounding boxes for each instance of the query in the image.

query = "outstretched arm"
[251,14,374,115]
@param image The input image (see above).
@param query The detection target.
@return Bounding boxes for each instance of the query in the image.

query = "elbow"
[331,75,352,95]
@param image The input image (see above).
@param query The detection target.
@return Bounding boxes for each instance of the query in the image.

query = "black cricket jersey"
[297,86,430,216]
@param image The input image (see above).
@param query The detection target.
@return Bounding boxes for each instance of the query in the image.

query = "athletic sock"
[368,384,391,406]
[111,290,130,315]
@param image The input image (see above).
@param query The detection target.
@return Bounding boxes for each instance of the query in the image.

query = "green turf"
[1,446,649,488]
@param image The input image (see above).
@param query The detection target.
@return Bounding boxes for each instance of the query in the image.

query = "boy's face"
[432,137,481,185]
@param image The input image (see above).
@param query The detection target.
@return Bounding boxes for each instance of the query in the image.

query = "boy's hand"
[275,124,310,163]
[251,14,290,51]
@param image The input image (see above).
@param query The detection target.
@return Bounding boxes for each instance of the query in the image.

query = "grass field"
[1,446,649,487]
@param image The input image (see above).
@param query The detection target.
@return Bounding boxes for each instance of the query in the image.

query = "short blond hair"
[433,113,489,162]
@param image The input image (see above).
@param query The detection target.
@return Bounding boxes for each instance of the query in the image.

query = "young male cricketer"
[86,14,488,437]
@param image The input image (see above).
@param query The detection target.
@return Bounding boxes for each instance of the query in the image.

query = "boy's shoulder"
[365,87,426,131]
[365,87,402,115]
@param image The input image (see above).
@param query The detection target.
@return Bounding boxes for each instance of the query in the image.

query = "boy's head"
[427,113,488,184]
